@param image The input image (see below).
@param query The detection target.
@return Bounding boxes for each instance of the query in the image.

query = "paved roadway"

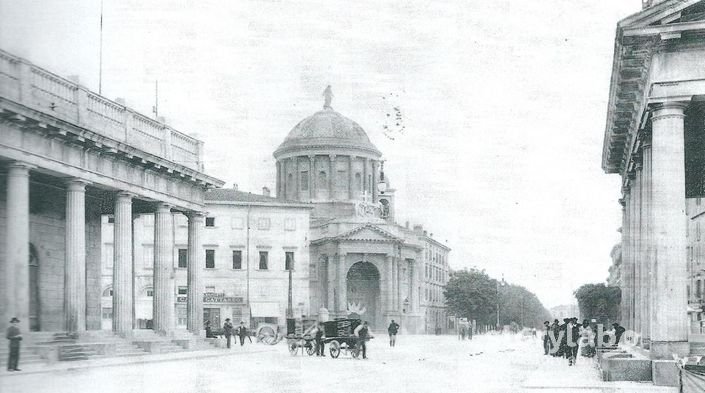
[0,334,677,393]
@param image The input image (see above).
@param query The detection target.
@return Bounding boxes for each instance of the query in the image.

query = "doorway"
[203,308,221,329]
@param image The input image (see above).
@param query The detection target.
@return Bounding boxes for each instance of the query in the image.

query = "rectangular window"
[205,217,215,227]
[284,218,296,231]
[285,251,295,271]
[102,307,113,319]
[205,285,216,293]
[146,288,154,297]
[104,244,114,268]
[178,248,188,268]
[301,171,309,191]
[107,216,115,224]
[143,245,154,269]
[177,286,188,295]
[205,249,215,268]
[232,250,242,269]
[257,217,271,230]
[259,251,269,270]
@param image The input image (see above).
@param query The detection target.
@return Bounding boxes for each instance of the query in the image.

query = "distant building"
[412,225,451,334]
[273,88,451,333]
[550,304,579,321]
[101,187,312,330]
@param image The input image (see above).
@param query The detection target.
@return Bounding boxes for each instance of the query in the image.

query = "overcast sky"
[0,0,643,309]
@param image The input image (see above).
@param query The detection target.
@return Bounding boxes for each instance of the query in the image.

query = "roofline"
[273,143,382,159]
[205,200,314,209]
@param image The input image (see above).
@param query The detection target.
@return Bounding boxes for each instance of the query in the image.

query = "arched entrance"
[29,243,40,331]
[347,261,380,329]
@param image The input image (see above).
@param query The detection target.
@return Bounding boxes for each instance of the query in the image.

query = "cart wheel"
[288,339,298,356]
[306,342,316,356]
[329,340,341,358]
[258,326,276,345]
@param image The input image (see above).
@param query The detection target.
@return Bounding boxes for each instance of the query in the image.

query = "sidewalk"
[520,351,678,393]
[0,344,277,378]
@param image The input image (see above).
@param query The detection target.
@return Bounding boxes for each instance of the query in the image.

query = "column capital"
[186,210,207,220]
[651,102,688,122]
[154,202,172,213]
[329,154,337,161]
[66,178,90,192]
[6,161,36,173]
[116,191,137,200]
[308,155,315,161]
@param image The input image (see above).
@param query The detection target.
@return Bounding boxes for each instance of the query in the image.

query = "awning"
[250,302,280,318]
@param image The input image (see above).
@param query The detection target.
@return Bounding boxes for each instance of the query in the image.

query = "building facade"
[602,0,705,361]
[0,49,223,336]
[414,225,451,334]
[100,188,312,330]
[273,90,450,333]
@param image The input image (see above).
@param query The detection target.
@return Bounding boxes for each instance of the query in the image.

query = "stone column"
[372,161,378,203]
[187,211,204,334]
[348,156,353,200]
[329,155,336,200]
[363,158,369,196]
[4,162,33,331]
[623,189,633,331]
[397,259,403,312]
[276,161,281,199]
[293,157,299,201]
[309,156,316,200]
[153,203,174,335]
[281,161,287,200]
[650,102,689,359]
[386,256,394,313]
[641,137,652,347]
[337,253,347,317]
[65,179,88,332]
[113,192,134,335]
[619,197,627,327]
[633,161,642,337]
[327,256,335,311]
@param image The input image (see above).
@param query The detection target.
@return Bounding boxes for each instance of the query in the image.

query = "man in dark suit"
[566,318,581,366]
[223,318,234,349]
[236,321,248,346]
[6,317,22,371]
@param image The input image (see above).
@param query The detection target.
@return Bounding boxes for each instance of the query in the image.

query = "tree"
[574,283,621,325]
[444,269,497,326]
[444,269,552,328]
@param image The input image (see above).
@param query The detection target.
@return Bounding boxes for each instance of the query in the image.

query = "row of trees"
[444,268,552,329]
[574,283,621,325]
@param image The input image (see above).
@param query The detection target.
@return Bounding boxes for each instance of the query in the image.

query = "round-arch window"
[102,287,113,297]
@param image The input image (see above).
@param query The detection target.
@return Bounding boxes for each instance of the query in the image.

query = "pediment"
[338,224,402,242]
[620,0,705,30]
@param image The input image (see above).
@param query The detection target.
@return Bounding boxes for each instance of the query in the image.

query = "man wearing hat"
[223,318,234,349]
[6,317,22,371]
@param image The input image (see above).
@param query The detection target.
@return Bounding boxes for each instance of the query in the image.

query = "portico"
[0,48,224,336]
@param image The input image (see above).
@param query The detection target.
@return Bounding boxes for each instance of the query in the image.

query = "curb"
[0,346,279,378]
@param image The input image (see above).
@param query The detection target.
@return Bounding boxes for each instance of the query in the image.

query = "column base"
[649,340,689,359]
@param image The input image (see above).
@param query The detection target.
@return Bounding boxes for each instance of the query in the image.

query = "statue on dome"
[323,85,333,109]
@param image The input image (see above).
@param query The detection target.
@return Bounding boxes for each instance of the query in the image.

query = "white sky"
[0,0,642,309]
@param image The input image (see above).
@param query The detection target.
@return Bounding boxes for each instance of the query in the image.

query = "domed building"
[273,88,428,332]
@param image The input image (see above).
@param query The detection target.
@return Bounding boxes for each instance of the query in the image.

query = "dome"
[274,101,381,157]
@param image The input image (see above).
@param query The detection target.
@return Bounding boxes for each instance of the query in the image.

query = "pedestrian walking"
[205,320,213,338]
[6,317,22,371]
[236,321,248,346]
[565,318,580,366]
[387,320,399,347]
[542,321,551,355]
[551,319,561,357]
[612,323,626,346]
[459,325,466,340]
[579,319,594,358]
[354,321,373,359]
[314,322,325,356]
[223,318,234,349]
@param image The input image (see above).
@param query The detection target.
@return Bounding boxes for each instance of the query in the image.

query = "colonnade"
[3,161,206,336]
[276,155,379,202]
[620,102,689,359]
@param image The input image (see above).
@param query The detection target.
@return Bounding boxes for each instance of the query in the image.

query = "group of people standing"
[219,319,250,349]
[542,318,597,366]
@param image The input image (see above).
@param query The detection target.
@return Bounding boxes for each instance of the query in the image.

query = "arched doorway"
[347,261,380,329]
[29,243,40,331]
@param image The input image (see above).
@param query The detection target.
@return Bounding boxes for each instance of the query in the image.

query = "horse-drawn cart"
[286,318,318,356]
[323,318,365,359]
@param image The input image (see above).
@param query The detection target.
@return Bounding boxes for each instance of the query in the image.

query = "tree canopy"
[444,268,552,328]
[573,283,621,325]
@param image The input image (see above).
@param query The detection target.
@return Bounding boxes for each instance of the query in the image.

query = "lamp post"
[496,275,506,331]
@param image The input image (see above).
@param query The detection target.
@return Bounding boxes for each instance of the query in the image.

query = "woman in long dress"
[579,319,593,357]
